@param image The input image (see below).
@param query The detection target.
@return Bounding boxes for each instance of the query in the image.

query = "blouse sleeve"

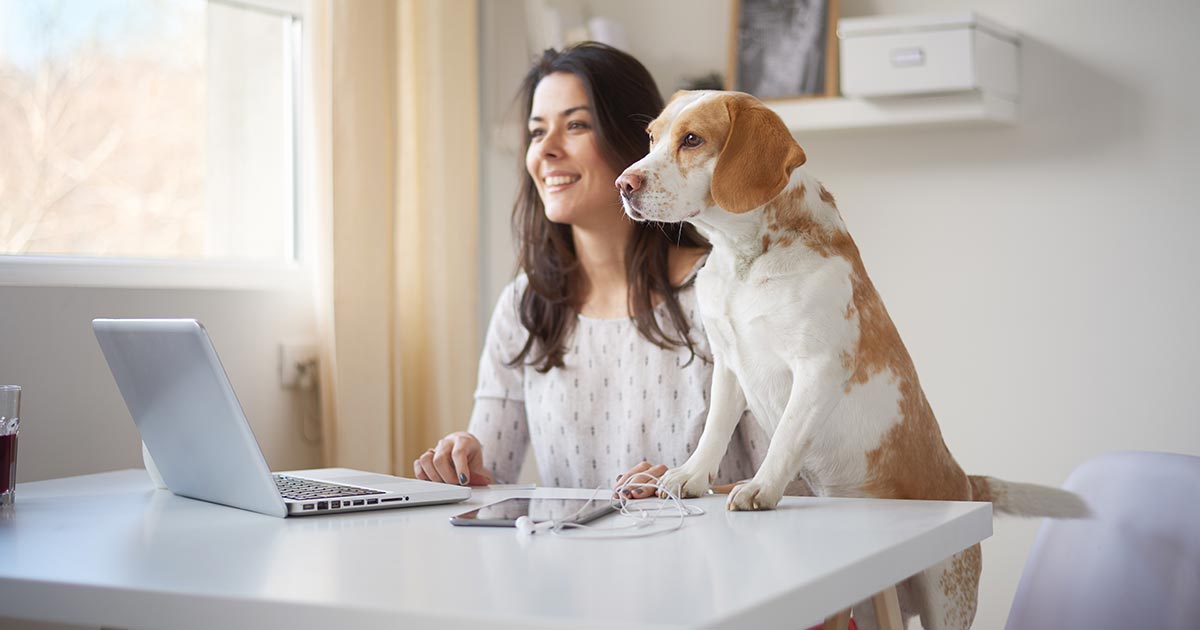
[467,278,531,484]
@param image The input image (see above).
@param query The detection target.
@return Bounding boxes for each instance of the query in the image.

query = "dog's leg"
[658,361,746,498]
[728,359,840,511]
[910,544,981,630]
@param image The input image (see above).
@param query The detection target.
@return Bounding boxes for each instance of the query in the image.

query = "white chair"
[1006,451,1200,630]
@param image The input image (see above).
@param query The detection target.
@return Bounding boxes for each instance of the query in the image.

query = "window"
[0,0,304,284]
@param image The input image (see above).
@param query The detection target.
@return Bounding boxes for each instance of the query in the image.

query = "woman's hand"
[614,461,668,499]
[615,461,745,498]
[413,431,495,486]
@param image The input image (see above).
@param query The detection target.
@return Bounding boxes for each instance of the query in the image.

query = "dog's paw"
[727,480,783,511]
[657,466,713,499]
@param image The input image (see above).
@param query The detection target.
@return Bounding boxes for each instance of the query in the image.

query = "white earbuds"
[515,515,556,536]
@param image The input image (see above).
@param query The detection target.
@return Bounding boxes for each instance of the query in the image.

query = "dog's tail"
[968,475,1091,518]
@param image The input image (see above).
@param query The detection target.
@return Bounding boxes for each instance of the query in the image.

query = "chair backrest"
[1006,451,1200,630]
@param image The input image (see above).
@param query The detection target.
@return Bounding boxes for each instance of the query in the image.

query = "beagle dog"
[616,91,1088,630]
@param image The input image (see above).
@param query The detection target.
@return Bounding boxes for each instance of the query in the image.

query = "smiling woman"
[412,42,798,500]
[511,44,707,366]
[526,84,613,226]
[525,86,620,228]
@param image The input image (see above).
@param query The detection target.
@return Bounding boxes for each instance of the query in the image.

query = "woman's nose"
[535,128,564,159]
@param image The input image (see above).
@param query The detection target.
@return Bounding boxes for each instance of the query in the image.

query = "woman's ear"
[711,97,806,214]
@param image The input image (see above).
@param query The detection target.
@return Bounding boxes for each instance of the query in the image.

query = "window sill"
[0,256,309,291]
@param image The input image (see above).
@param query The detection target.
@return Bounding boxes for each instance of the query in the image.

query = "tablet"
[449,497,616,527]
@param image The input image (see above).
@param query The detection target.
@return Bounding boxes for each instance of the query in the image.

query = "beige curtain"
[307,0,480,474]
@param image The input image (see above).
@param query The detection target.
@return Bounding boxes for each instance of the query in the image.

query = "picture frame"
[726,0,840,100]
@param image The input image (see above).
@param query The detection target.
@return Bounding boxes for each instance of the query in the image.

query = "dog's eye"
[681,133,703,149]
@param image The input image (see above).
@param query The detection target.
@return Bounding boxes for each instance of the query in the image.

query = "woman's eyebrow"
[529,105,592,123]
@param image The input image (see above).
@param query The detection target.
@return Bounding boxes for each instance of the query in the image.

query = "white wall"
[0,285,322,484]
[481,1,1200,628]
[803,1,1200,627]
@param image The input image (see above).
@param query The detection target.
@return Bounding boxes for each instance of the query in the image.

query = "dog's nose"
[616,171,643,197]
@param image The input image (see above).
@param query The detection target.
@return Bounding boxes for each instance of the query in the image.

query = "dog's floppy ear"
[711,96,806,214]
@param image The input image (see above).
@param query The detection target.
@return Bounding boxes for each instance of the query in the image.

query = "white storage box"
[838,12,1019,99]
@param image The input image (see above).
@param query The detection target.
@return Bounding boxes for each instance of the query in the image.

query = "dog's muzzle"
[621,195,646,221]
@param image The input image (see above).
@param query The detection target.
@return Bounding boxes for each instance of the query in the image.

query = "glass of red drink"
[1,385,21,507]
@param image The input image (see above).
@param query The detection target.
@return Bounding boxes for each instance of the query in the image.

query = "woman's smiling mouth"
[543,174,581,191]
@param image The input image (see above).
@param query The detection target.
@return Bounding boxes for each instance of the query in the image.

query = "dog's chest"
[694,250,853,359]
[694,268,774,361]
[693,248,860,430]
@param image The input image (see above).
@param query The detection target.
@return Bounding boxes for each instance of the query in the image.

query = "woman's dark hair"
[508,41,709,372]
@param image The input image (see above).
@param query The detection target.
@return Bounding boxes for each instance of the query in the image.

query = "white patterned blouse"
[467,265,773,489]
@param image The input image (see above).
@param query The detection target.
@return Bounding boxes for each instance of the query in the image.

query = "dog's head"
[617,90,806,223]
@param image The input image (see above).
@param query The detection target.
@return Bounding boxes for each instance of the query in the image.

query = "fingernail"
[459,473,468,485]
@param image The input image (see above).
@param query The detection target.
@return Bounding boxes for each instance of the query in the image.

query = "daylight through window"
[0,0,301,263]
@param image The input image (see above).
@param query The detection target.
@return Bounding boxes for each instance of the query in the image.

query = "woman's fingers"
[413,458,428,480]
[453,434,494,486]
[431,439,458,485]
[414,449,438,482]
[626,464,668,499]
[449,435,474,486]
[466,448,495,486]
[614,461,652,494]
[615,462,669,499]
[467,463,494,486]
[413,432,492,486]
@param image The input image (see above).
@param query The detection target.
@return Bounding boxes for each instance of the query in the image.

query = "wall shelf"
[769,91,1016,134]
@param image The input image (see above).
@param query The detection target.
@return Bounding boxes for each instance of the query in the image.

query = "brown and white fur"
[616,91,1088,630]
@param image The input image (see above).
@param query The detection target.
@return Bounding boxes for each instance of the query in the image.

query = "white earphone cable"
[518,473,705,539]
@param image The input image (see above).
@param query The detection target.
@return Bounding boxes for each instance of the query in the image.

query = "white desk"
[0,470,991,629]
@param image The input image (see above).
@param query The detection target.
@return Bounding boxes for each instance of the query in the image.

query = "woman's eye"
[681,133,703,148]
[568,120,590,130]
[528,128,544,139]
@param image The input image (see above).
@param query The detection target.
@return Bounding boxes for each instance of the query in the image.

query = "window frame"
[0,0,311,291]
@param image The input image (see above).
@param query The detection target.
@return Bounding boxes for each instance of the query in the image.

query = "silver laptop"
[93,318,470,517]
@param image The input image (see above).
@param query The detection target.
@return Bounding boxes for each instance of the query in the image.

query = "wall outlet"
[280,340,319,389]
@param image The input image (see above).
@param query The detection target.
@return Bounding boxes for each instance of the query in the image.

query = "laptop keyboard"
[273,474,386,500]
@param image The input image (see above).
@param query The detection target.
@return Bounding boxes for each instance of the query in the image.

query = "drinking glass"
[1,385,21,507]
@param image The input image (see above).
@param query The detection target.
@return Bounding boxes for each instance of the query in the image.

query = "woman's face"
[525,72,622,227]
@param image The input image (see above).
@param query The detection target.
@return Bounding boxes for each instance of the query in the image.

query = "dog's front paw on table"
[657,466,713,498]
[727,480,783,511]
